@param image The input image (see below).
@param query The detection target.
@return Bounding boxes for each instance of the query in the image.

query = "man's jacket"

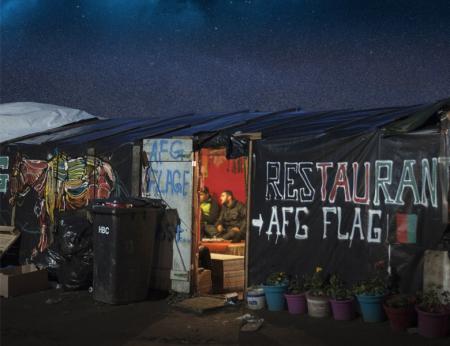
[200,197,219,225]
[216,199,246,232]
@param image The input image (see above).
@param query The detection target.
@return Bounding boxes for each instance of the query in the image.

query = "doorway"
[194,147,249,295]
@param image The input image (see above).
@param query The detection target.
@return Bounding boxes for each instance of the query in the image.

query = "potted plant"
[353,262,388,322]
[327,274,356,321]
[305,267,330,318]
[284,276,308,315]
[383,294,416,331]
[262,272,288,311]
[415,285,450,338]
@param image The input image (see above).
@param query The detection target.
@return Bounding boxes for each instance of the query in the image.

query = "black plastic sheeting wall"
[0,143,134,280]
[248,126,449,292]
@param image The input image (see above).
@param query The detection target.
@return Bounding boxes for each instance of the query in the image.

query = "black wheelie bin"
[91,198,165,304]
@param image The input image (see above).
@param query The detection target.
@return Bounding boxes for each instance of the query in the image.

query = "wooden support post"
[131,143,142,197]
[244,139,254,292]
[190,150,200,294]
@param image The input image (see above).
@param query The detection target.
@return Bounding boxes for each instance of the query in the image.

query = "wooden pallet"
[197,268,212,294]
[226,243,245,256]
[210,254,244,293]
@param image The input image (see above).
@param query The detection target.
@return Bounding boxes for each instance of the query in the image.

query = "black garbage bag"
[32,210,94,290]
[33,246,66,281]
[58,249,93,290]
[58,212,92,257]
[57,210,93,290]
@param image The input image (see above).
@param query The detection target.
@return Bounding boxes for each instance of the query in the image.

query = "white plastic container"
[306,292,331,318]
[423,250,450,293]
[247,288,265,310]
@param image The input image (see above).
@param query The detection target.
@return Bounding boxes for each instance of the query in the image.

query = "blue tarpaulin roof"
[4,99,449,154]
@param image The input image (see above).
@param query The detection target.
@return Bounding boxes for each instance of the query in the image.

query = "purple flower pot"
[330,298,356,321]
[284,293,307,315]
[416,306,449,338]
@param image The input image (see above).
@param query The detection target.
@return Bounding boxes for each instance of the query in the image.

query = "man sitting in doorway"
[199,186,220,238]
[215,190,246,242]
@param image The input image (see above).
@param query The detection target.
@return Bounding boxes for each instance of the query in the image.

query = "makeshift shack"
[1,99,449,295]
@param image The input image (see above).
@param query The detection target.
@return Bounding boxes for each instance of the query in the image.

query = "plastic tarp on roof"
[0,102,97,143]
[5,99,450,156]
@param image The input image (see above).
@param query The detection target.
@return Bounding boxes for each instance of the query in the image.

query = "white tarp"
[0,102,97,143]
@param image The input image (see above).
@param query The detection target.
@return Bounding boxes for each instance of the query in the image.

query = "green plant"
[306,267,327,297]
[353,278,386,296]
[327,274,353,300]
[265,272,288,286]
[287,276,306,294]
[384,294,415,308]
[353,263,388,296]
[417,285,450,313]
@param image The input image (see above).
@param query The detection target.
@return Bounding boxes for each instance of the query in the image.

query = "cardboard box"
[0,264,49,298]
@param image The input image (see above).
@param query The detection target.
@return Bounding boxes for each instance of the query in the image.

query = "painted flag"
[396,213,417,244]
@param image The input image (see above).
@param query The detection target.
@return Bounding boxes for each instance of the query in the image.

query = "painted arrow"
[252,214,264,235]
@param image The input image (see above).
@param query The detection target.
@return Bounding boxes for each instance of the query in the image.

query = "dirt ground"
[1,288,449,346]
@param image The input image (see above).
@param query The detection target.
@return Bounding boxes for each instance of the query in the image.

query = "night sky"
[1,0,449,118]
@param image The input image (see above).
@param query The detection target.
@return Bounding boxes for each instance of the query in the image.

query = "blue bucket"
[263,284,288,311]
[356,294,386,322]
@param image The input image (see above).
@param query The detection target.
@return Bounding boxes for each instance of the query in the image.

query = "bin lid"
[90,197,166,214]
[104,201,133,209]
